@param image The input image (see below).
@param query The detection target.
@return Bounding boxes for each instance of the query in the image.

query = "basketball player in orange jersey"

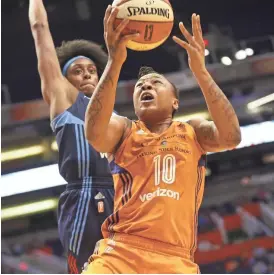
[83,6,241,274]
[28,1,136,273]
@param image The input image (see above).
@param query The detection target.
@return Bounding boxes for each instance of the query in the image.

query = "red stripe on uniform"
[120,171,133,205]
[125,171,133,199]
[68,253,78,274]
[107,171,132,234]
[107,210,120,233]
[190,167,203,256]
[120,173,130,204]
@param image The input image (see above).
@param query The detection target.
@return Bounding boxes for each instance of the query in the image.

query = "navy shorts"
[57,184,114,274]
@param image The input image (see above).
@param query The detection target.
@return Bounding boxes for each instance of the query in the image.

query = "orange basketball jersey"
[103,120,206,255]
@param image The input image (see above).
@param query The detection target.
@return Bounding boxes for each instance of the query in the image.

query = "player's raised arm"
[85,6,138,153]
[173,14,241,152]
[29,0,75,116]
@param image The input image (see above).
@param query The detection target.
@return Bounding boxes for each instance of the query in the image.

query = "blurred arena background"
[1,0,274,273]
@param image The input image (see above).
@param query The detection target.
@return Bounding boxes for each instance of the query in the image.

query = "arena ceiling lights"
[1,164,66,197]
[1,145,45,162]
[1,199,58,221]
[247,93,274,110]
[51,140,58,151]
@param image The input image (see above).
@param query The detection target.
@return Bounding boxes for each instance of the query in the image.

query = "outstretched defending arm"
[29,0,76,117]
[173,14,241,152]
[85,5,138,153]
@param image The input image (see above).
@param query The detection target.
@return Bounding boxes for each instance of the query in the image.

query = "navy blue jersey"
[51,92,113,186]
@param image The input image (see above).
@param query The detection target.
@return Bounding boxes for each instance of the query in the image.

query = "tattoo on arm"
[224,124,241,145]
[199,124,220,147]
[203,81,241,147]
[86,75,114,134]
[207,81,224,104]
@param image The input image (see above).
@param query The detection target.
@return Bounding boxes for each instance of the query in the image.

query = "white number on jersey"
[153,154,176,186]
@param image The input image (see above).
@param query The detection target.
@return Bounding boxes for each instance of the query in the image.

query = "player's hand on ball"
[172,14,206,76]
[104,5,139,64]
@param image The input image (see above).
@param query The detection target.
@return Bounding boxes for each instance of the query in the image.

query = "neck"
[141,117,173,134]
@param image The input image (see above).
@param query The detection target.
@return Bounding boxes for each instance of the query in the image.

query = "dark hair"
[138,66,157,79]
[138,66,179,117]
[56,39,108,77]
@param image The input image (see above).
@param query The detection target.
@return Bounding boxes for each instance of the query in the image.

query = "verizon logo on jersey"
[140,188,179,202]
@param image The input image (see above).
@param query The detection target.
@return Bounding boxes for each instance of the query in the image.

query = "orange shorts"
[82,233,200,274]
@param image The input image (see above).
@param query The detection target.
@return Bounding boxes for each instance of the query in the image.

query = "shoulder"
[185,118,209,154]
[109,115,132,154]
[112,113,130,123]
[187,118,215,135]
[173,119,207,134]
[46,79,79,119]
[111,114,132,134]
[187,118,215,139]
[187,118,208,128]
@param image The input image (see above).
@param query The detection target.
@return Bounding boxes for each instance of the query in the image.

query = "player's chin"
[137,105,158,118]
[82,88,95,97]
[139,104,157,112]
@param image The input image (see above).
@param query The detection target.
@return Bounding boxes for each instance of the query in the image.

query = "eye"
[89,68,97,74]
[75,68,83,75]
[153,80,162,84]
[136,82,142,88]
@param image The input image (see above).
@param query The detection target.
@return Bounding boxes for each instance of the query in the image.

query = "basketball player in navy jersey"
[29,1,116,273]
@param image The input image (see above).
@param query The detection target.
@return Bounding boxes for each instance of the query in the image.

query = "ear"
[172,98,179,112]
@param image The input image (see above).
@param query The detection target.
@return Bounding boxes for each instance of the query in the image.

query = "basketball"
[113,0,174,51]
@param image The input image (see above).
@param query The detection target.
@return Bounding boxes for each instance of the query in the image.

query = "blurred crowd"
[201,248,274,274]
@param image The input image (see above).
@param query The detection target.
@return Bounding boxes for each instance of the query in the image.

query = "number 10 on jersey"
[153,154,176,186]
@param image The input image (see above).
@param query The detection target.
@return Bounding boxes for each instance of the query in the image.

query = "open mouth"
[140,92,154,102]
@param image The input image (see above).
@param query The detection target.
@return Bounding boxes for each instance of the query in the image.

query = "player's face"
[133,73,179,121]
[66,58,99,97]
